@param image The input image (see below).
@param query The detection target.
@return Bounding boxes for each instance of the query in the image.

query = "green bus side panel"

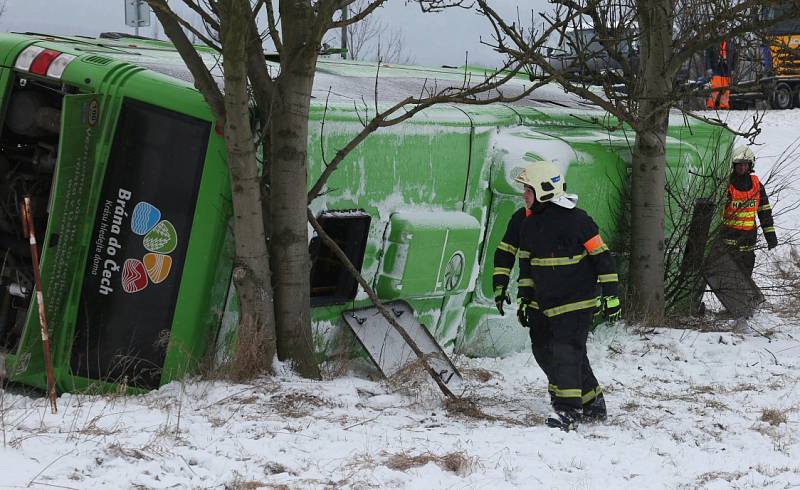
[160,128,232,384]
[375,212,481,299]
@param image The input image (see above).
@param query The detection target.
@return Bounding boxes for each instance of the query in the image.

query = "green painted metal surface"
[0,33,734,393]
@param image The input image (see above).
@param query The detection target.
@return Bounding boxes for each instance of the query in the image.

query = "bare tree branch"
[146,0,225,120]
[331,0,388,28]
[264,0,283,53]
[307,209,455,398]
[308,61,551,203]
[181,0,220,30]
[244,3,275,112]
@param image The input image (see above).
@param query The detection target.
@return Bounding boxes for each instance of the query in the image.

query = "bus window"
[309,211,371,307]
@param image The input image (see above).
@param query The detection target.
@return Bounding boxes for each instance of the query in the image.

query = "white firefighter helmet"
[514,160,566,203]
[732,145,755,171]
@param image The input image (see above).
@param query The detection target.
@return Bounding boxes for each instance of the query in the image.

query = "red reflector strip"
[29,49,62,76]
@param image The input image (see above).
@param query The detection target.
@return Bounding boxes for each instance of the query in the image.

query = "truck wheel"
[771,82,793,110]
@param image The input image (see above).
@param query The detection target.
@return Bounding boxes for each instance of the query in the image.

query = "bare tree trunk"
[269,5,321,379]
[628,0,674,322]
[219,0,277,375]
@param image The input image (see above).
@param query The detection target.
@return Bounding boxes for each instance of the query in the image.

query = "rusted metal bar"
[22,197,58,414]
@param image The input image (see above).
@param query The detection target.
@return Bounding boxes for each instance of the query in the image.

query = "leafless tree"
[145,0,574,380]
[446,0,800,323]
[326,0,415,63]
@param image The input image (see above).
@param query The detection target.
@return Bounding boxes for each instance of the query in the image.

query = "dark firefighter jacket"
[721,173,777,251]
[518,203,618,317]
[492,207,533,295]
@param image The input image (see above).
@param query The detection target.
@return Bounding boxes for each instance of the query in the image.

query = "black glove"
[494,285,511,316]
[767,235,778,250]
[602,296,621,323]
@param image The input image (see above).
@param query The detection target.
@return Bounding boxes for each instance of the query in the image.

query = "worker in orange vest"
[721,146,777,277]
[705,39,736,109]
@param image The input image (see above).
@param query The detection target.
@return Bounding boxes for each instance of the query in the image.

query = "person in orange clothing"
[705,39,737,109]
[721,146,778,276]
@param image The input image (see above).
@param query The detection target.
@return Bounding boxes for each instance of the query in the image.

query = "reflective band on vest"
[723,175,760,231]
[583,234,609,255]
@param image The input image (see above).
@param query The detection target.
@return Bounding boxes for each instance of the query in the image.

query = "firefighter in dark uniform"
[492,182,555,400]
[721,146,778,276]
[515,161,620,431]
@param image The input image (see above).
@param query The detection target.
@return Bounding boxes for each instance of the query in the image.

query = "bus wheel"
[771,82,793,110]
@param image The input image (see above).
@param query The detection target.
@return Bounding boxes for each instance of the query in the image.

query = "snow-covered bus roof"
[14,33,595,111]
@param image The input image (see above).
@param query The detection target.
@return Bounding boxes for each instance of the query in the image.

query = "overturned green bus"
[0,32,734,393]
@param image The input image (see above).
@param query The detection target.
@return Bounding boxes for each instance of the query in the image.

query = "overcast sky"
[0,0,547,68]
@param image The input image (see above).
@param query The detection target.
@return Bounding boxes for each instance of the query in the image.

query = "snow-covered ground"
[2,109,800,489]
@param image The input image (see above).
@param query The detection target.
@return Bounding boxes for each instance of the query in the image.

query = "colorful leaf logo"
[131,202,161,235]
[122,258,148,293]
[143,220,178,254]
[143,253,172,284]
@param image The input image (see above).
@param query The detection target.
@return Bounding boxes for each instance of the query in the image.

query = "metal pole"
[22,197,58,414]
[134,0,141,37]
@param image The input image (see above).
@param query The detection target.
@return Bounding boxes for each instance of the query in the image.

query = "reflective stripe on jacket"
[492,207,533,295]
[518,204,618,317]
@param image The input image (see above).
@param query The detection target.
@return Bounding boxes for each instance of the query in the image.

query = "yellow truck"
[761,3,800,109]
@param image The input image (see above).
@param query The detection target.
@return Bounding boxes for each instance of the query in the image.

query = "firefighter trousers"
[531,309,601,411]
[528,310,554,399]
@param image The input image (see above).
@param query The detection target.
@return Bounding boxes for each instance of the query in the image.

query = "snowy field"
[2,109,800,489]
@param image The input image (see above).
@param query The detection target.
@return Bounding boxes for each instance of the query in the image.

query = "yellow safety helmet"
[514,160,566,203]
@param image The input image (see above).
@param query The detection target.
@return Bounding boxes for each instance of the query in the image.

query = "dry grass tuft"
[620,400,641,412]
[225,315,271,382]
[761,408,788,426]
[226,481,276,490]
[443,396,537,426]
[460,368,499,383]
[388,357,432,388]
[271,392,325,418]
[444,396,491,419]
[264,462,289,475]
[606,341,624,358]
[384,450,477,475]
[690,385,716,394]
[318,328,365,380]
[107,443,152,461]
[754,464,800,477]
[696,470,747,485]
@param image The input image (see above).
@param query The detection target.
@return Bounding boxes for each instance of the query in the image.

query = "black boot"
[545,408,581,432]
[582,393,607,421]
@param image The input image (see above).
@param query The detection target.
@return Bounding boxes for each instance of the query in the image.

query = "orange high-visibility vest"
[723,175,761,230]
